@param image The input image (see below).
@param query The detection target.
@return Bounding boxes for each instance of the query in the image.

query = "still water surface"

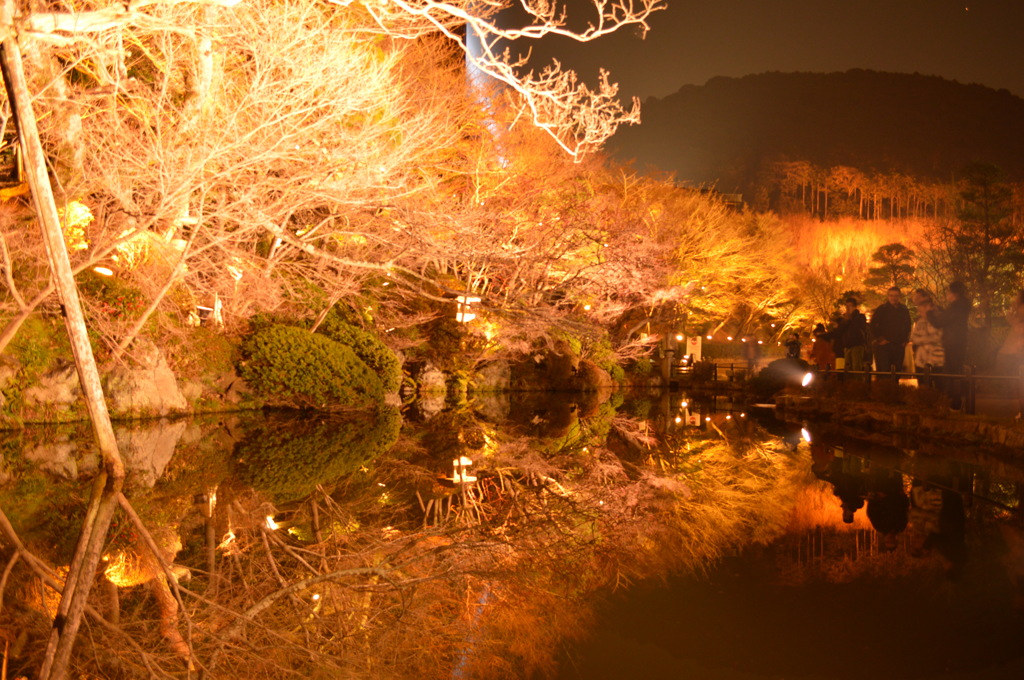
[557,417,1024,680]
[4,392,1024,679]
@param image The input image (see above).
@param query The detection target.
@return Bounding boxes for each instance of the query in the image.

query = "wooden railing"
[672,360,1024,416]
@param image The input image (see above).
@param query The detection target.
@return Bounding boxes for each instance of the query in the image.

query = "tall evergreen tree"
[940,163,1022,329]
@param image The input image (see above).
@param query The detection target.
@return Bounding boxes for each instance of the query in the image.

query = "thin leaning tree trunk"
[1,4,125,679]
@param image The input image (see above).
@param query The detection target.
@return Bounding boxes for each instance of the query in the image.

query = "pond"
[556,420,1024,680]
[1,391,1023,680]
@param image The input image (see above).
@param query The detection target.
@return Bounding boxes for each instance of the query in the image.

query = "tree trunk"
[2,6,125,678]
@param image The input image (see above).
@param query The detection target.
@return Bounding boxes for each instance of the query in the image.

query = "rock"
[24,438,79,478]
[572,359,614,391]
[223,373,251,405]
[418,391,446,418]
[471,360,511,392]
[22,360,82,419]
[105,340,188,417]
[418,363,447,394]
[116,418,188,487]
[180,380,204,403]
[471,391,510,422]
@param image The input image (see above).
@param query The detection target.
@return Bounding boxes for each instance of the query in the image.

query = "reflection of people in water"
[811,445,910,539]
[865,467,910,550]
[812,445,867,524]
[908,479,967,578]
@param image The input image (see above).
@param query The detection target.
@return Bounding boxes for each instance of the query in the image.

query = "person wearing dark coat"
[834,297,869,370]
[927,281,972,409]
[870,286,912,372]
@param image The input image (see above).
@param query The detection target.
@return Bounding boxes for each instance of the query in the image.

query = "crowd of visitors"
[787,282,1024,415]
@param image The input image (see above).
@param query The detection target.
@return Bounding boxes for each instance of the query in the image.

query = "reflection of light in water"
[104,551,149,587]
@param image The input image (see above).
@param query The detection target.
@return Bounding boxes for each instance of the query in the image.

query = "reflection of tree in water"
[233,408,402,502]
[1,410,813,680]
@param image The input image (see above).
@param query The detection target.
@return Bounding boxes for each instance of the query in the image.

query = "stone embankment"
[775,391,1024,452]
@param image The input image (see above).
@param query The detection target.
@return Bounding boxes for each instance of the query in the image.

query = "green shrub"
[317,312,402,392]
[631,356,654,376]
[240,324,383,409]
[235,408,401,502]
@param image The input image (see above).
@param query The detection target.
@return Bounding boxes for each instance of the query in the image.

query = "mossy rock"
[316,313,402,392]
[234,408,401,502]
[240,324,383,410]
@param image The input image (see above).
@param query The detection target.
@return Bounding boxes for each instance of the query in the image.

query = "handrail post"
[964,365,975,415]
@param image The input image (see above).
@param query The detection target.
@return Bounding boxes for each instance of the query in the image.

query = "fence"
[673,360,1024,416]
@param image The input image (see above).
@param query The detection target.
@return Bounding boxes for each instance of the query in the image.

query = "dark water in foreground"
[4,392,1024,679]
[558,421,1024,680]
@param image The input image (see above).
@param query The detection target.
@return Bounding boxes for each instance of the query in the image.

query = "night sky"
[509,0,1024,101]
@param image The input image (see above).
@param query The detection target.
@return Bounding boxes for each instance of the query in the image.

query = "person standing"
[810,323,836,370]
[927,281,972,409]
[871,286,912,373]
[910,289,944,387]
[996,289,1024,418]
[835,297,869,371]
[910,290,944,369]
[784,332,802,360]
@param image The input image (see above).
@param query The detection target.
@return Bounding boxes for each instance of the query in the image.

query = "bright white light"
[675,416,682,424]
[583,304,592,311]
[727,336,733,341]
[312,593,321,601]
[800,428,812,443]
[93,266,114,276]
[265,516,279,530]
[676,334,684,341]
[801,372,814,387]
[680,401,688,408]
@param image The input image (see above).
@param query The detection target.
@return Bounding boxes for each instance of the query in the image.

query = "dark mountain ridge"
[610,69,1024,195]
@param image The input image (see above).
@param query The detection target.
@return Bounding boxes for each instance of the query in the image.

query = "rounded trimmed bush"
[317,313,402,392]
[235,408,401,502]
[241,324,383,409]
